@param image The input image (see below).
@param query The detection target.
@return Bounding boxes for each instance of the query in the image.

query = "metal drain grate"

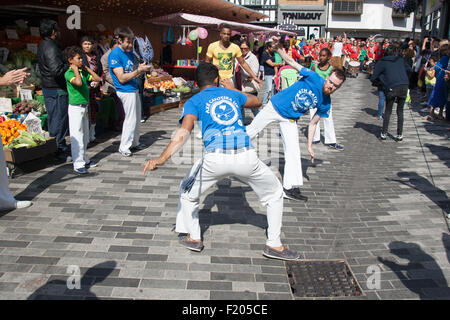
[286,260,364,298]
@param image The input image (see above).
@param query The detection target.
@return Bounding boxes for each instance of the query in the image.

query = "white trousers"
[246,101,303,189]
[69,104,90,169]
[117,91,141,153]
[175,149,284,247]
[310,105,336,144]
[0,143,16,210]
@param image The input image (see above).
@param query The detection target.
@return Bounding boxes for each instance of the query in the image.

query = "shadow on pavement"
[378,241,450,299]
[424,121,450,138]
[27,261,117,300]
[424,143,450,169]
[353,121,381,139]
[277,157,323,183]
[362,107,378,117]
[389,172,450,215]
[8,130,168,209]
[199,178,269,239]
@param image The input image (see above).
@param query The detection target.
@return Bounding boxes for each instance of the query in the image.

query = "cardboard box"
[3,137,56,164]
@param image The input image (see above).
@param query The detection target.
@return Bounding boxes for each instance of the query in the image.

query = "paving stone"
[2,78,449,300]
[187,280,232,291]
[210,291,257,300]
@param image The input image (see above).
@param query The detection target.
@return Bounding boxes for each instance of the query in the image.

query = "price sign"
[19,89,33,101]
[0,98,13,113]
[5,29,19,40]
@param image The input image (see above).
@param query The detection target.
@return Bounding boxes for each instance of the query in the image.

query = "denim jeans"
[382,85,408,136]
[42,88,69,153]
[378,90,385,119]
[262,75,275,105]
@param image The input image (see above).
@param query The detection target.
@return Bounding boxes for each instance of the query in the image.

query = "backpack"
[134,36,154,64]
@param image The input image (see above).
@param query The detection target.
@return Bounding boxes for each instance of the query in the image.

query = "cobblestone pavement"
[1,75,449,300]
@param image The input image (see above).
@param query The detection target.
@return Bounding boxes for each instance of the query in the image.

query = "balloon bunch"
[188,27,209,41]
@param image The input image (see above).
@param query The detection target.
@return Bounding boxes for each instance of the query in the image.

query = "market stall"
[143,13,297,114]
[0,19,60,177]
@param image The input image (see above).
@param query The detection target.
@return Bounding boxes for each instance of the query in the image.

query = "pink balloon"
[197,27,208,40]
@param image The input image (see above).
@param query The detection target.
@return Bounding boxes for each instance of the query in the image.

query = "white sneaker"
[15,201,32,209]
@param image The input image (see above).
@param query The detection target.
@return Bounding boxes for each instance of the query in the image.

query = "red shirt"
[350,46,359,59]
[367,45,375,59]
[375,45,384,61]
[302,44,311,56]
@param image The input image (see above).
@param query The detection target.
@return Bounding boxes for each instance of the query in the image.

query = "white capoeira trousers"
[68,104,90,169]
[117,90,141,153]
[310,105,336,144]
[246,101,303,190]
[175,149,284,247]
[0,143,17,210]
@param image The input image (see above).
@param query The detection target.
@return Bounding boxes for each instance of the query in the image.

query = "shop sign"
[282,12,323,21]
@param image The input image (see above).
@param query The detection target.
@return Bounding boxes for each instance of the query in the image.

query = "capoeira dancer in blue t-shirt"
[244,47,346,202]
[143,62,299,261]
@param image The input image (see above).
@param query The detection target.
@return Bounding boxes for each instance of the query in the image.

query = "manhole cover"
[286,260,364,298]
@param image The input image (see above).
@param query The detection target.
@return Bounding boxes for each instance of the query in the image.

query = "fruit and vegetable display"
[13,100,46,114]
[172,85,191,93]
[144,80,177,90]
[0,119,27,146]
[1,120,47,149]
[147,68,170,79]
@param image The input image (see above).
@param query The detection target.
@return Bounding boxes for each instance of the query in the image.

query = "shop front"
[422,0,449,39]
[278,4,327,40]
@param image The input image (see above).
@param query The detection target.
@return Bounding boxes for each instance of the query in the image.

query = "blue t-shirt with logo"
[271,68,331,120]
[108,46,138,93]
[179,87,252,152]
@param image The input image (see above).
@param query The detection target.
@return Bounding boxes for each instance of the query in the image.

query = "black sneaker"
[380,132,387,140]
[395,135,403,142]
[312,141,320,145]
[326,143,344,151]
[283,188,308,202]
[179,235,204,252]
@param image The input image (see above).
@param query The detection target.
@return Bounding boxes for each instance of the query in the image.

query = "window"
[332,0,363,15]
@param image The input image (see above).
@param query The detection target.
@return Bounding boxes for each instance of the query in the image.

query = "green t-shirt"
[64,68,92,105]
[359,49,367,61]
[274,52,283,63]
[312,63,333,80]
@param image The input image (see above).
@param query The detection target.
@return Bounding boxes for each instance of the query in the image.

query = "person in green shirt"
[309,48,344,151]
[63,46,101,174]
[359,44,367,72]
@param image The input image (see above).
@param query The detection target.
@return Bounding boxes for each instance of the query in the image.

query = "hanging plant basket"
[392,0,417,15]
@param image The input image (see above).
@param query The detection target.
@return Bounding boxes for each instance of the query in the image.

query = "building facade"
[326,0,422,40]
[278,0,327,39]
[225,0,279,26]
[421,0,449,40]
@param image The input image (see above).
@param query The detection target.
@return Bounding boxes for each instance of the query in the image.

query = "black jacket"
[370,56,412,92]
[37,38,68,90]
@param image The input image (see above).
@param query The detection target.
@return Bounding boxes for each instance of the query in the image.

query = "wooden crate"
[146,75,172,83]
[3,137,57,164]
